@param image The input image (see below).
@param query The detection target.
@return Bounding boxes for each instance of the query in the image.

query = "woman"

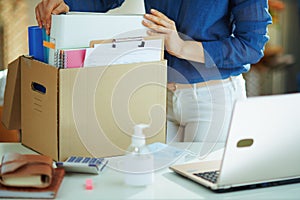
[36,0,272,155]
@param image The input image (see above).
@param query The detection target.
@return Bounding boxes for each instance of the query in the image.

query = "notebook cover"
[63,49,86,68]
[0,168,65,199]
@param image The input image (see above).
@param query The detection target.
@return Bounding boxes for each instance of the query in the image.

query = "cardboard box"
[2,56,167,161]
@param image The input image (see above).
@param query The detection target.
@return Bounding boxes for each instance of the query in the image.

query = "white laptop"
[170,93,300,192]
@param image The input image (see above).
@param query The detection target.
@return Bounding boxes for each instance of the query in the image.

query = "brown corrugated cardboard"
[21,57,59,160]
[2,58,21,130]
[3,56,167,161]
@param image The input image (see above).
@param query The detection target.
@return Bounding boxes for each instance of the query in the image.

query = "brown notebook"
[0,168,65,199]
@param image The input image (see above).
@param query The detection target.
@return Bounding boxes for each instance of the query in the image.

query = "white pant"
[166,75,247,146]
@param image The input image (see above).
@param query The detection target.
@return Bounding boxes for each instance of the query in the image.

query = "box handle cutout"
[31,82,46,94]
[237,139,254,148]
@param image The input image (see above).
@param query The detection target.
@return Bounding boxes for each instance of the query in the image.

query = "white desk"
[1,143,300,199]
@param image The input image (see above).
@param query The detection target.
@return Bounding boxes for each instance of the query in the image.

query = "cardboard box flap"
[21,56,59,160]
[2,57,21,130]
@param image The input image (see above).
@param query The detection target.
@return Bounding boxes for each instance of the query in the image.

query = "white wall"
[27,0,40,26]
[27,0,145,26]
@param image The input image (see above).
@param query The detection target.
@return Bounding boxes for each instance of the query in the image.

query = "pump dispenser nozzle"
[132,124,149,147]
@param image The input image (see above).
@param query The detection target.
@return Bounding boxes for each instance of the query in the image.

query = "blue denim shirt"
[64,0,272,83]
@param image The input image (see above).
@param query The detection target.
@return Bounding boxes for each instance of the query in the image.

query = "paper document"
[84,36,164,67]
[48,12,147,66]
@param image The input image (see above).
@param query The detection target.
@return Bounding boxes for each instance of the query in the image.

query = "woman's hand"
[142,9,204,63]
[35,0,69,35]
[142,9,184,58]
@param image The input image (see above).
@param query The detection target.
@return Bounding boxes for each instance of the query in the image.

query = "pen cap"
[132,124,149,147]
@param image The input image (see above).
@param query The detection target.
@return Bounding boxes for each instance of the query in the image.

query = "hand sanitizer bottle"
[124,124,154,186]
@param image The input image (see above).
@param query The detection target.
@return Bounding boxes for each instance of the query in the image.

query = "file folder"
[84,36,164,67]
[48,12,147,66]
[28,26,44,62]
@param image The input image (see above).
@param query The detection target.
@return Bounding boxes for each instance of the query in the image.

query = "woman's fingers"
[142,19,171,34]
[35,0,69,35]
[142,8,183,58]
[150,9,174,25]
[144,13,176,31]
[52,3,69,15]
[35,6,43,28]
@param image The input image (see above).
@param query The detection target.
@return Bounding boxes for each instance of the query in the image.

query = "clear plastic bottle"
[124,124,154,186]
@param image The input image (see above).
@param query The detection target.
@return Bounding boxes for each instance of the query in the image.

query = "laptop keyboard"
[193,170,220,184]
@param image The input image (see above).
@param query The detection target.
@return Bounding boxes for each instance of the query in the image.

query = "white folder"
[49,12,147,66]
[84,36,164,67]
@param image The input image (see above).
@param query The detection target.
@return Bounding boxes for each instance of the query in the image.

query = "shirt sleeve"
[202,0,272,68]
[64,0,125,12]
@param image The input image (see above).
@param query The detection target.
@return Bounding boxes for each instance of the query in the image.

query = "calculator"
[56,156,108,174]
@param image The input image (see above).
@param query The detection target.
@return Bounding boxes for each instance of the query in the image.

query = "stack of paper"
[53,36,163,68]
[48,12,148,66]
[84,36,164,67]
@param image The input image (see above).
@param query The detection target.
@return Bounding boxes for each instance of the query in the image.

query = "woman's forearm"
[175,40,205,63]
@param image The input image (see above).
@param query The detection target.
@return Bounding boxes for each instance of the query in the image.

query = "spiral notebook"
[55,49,86,68]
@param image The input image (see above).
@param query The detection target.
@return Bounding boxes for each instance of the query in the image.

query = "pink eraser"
[85,179,93,190]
